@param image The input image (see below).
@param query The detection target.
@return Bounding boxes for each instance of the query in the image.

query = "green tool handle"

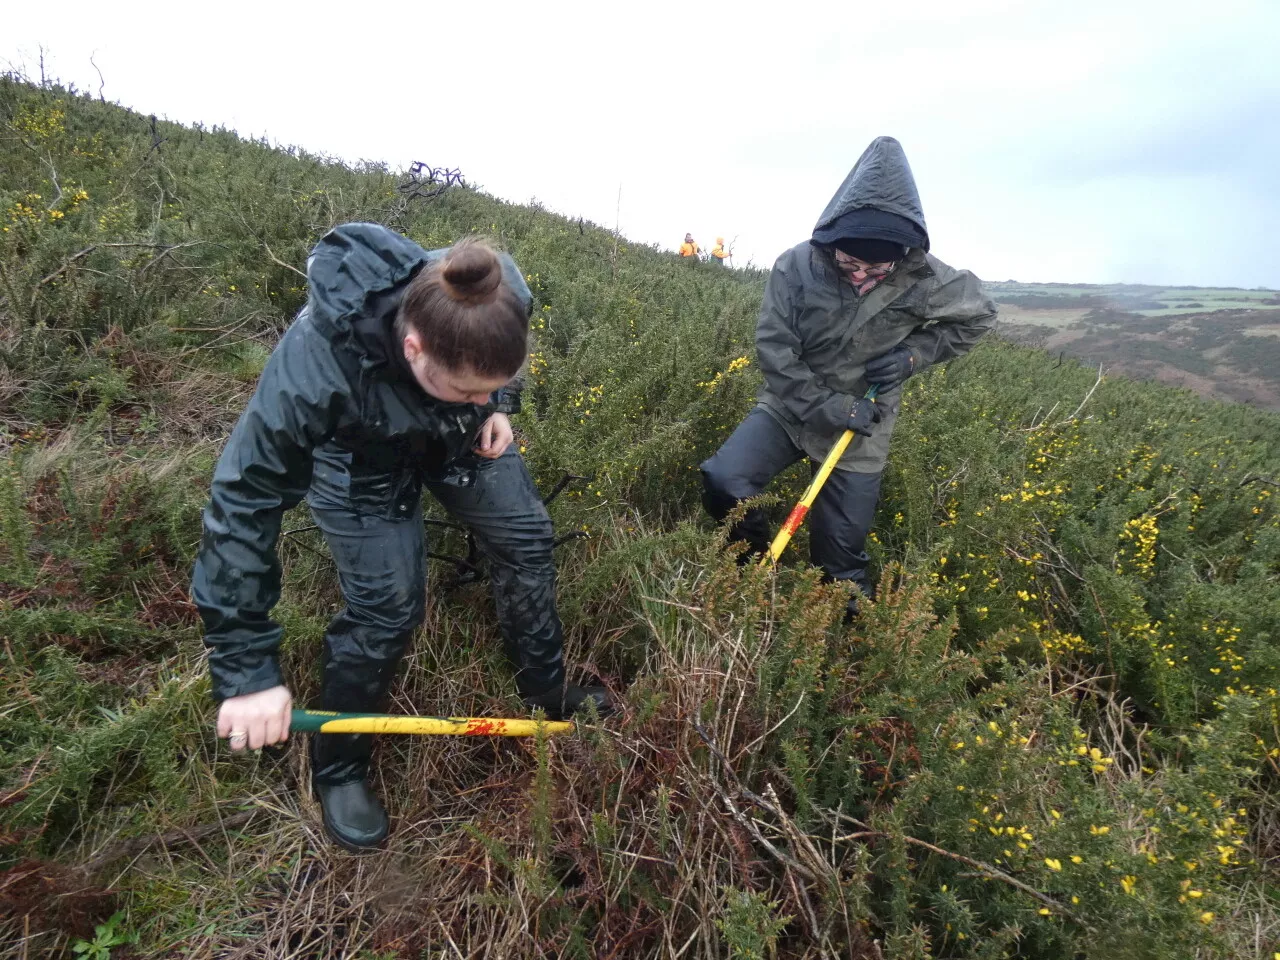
[292,709,361,733]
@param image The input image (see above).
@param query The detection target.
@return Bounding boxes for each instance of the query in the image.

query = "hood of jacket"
[812,137,930,252]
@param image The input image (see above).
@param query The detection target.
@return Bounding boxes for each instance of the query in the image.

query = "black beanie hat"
[812,207,927,255]
[833,237,905,262]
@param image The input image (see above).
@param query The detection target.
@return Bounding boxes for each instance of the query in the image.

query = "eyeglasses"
[833,252,896,278]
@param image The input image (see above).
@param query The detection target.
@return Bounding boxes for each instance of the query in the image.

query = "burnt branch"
[387,161,466,229]
[397,161,466,203]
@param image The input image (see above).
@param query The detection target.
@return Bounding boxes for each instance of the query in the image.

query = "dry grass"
[0,520,885,958]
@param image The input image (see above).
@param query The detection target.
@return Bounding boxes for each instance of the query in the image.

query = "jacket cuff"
[209,655,284,702]
[817,393,856,431]
[902,343,926,374]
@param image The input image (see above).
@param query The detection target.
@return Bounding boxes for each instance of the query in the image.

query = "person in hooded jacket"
[191,223,612,851]
[700,137,997,616]
[679,233,700,258]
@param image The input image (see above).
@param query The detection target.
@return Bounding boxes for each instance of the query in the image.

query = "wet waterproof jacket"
[755,137,997,473]
[191,223,530,701]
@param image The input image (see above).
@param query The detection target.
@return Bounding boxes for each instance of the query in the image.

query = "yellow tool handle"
[292,709,573,736]
[761,386,880,567]
[761,429,856,565]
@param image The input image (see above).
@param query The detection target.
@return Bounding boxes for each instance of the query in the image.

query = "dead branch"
[693,721,819,882]
[34,246,97,288]
[699,670,1095,935]
[387,160,466,229]
[43,156,63,211]
[175,313,268,357]
[89,52,106,101]
[1057,363,1104,424]
[108,133,169,206]
[3,119,63,210]
[26,242,213,310]
[261,239,307,280]
[136,240,211,276]
[695,723,894,953]
[397,161,466,202]
[1239,474,1280,488]
[1021,401,1060,431]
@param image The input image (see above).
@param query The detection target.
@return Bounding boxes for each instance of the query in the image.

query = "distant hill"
[989,280,1280,409]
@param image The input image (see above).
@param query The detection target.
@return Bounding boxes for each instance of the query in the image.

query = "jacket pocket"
[309,443,421,520]
[349,468,422,520]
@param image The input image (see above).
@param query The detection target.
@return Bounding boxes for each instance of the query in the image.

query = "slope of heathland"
[991,281,1280,410]
[2,78,1279,959]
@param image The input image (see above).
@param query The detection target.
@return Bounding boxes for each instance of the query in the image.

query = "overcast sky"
[5,0,1278,288]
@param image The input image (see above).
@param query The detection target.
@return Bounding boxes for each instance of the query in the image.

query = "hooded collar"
[304,223,431,368]
[813,137,930,252]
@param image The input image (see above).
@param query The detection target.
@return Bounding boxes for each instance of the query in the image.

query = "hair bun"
[440,241,503,304]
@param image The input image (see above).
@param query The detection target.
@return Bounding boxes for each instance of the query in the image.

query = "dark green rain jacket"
[191,223,528,701]
[756,137,997,472]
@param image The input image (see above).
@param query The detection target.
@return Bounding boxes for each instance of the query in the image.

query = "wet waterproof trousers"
[306,444,565,785]
[700,406,882,592]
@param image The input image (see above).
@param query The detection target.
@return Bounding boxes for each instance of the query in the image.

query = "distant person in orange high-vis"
[679,233,700,258]
[711,237,730,267]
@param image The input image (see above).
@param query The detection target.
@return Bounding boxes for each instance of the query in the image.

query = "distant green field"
[1139,290,1273,317]
[988,281,1277,301]
[987,281,1277,316]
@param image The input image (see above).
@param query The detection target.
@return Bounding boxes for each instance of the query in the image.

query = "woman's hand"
[216,685,293,751]
[474,413,514,459]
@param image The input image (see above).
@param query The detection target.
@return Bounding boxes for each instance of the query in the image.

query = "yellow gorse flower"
[696,356,751,391]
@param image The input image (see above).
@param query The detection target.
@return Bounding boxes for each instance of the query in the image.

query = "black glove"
[846,396,883,437]
[864,346,916,390]
[523,683,615,722]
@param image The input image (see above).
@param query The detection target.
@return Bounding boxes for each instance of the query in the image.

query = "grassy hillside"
[2,77,1279,959]
[989,282,1280,410]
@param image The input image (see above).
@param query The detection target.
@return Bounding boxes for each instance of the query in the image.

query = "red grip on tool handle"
[779,503,810,537]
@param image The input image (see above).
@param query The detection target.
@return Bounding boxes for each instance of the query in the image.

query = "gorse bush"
[2,76,1279,958]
